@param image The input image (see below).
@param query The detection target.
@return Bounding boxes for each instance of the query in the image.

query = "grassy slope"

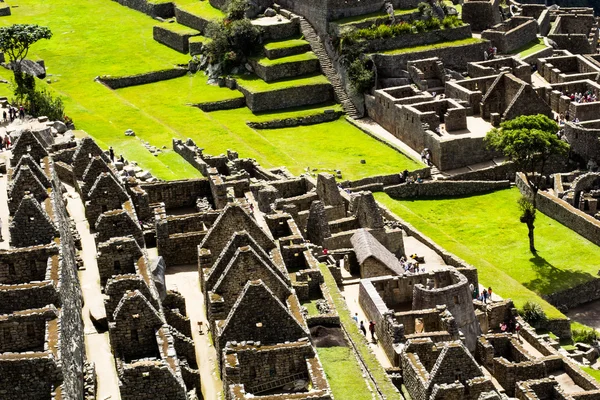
[255,52,318,66]
[375,189,600,320]
[317,347,374,400]
[3,0,421,181]
[381,37,485,55]
[511,37,547,57]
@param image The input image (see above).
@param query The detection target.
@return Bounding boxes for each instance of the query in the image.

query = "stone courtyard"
[3,0,600,399]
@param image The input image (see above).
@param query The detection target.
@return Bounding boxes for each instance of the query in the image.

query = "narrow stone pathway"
[298,17,360,119]
[154,258,224,400]
[63,183,122,400]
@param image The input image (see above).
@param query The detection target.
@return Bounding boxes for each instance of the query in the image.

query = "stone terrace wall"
[97,68,188,90]
[516,173,600,248]
[364,25,473,53]
[113,0,175,18]
[372,40,490,76]
[237,83,333,112]
[384,180,510,199]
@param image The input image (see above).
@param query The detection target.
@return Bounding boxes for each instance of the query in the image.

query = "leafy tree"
[0,24,52,101]
[485,114,569,253]
[0,24,52,71]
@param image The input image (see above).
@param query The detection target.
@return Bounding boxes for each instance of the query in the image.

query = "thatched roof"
[350,229,403,276]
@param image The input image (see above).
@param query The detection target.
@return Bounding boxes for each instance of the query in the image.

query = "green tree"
[485,114,569,253]
[0,24,52,98]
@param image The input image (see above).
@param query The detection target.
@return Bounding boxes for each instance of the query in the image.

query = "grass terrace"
[319,263,401,399]
[0,0,424,181]
[235,73,330,93]
[332,7,418,26]
[380,37,485,54]
[175,0,225,20]
[374,188,600,320]
[512,37,548,58]
[155,21,200,36]
[264,38,310,51]
[254,52,318,67]
[317,347,374,400]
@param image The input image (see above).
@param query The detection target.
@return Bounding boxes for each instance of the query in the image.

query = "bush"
[26,88,65,122]
[521,301,547,329]
[442,15,462,29]
[573,326,599,344]
[225,0,247,21]
[347,58,374,94]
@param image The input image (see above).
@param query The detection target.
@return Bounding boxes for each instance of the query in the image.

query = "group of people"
[557,111,580,126]
[354,313,377,342]
[564,90,597,104]
[399,169,424,184]
[471,284,494,303]
[420,148,432,166]
[500,318,521,340]
[2,105,25,123]
[400,255,425,274]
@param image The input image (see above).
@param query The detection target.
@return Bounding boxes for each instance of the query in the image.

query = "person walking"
[359,321,367,336]
[482,288,488,304]
[352,313,359,324]
[109,146,115,162]
[488,287,493,302]
[369,321,376,341]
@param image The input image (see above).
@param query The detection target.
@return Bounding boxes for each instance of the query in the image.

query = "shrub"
[442,15,462,29]
[347,58,374,94]
[26,88,65,121]
[521,301,547,329]
[225,0,247,21]
[424,17,441,30]
[413,20,428,33]
[573,326,599,344]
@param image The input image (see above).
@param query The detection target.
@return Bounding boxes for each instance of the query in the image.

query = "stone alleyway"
[63,183,122,400]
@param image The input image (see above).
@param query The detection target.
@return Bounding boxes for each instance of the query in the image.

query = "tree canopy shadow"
[522,252,597,296]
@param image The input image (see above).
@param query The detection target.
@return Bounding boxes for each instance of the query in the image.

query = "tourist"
[109,146,115,162]
[500,322,507,332]
[119,154,125,163]
[425,151,431,166]
[515,322,521,340]
[482,288,488,304]
[2,110,6,123]
[353,313,359,324]
[19,105,24,119]
[360,321,367,336]
[323,248,328,256]
[416,175,423,183]
[3,134,10,149]
[369,321,376,341]
[488,287,493,301]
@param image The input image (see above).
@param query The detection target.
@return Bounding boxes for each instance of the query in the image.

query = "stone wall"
[0,356,61,399]
[153,25,198,54]
[175,5,213,33]
[118,361,187,400]
[113,0,174,18]
[141,179,211,210]
[372,40,490,76]
[461,0,501,31]
[384,180,510,199]
[364,25,472,54]
[246,110,344,129]
[481,17,538,54]
[98,68,188,90]
[237,82,333,112]
[563,121,600,163]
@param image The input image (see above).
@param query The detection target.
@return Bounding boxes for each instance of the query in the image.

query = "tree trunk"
[527,220,536,253]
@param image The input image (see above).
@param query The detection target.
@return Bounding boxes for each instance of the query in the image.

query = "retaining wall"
[384,180,510,198]
[97,68,188,90]
[113,0,174,18]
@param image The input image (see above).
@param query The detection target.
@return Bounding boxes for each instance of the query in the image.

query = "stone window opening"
[269,365,276,377]
[453,295,460,304]
[114,260,121,274]
[130,328,139,343]
[27,323,35,338]
[26,145,31,153]
[455,371,463,382]
[101,205,108,213]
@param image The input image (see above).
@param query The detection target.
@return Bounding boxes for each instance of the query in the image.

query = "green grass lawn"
[301,299,319,316]
[374,188,600,320]
[264,38,309,51]
[319,263,400,399]
[175,0,225,20]
[0,0,422,181]
[255,52,318,67]
[582,366,600,384]
[332,8,418,26]
[317,347,374,400]
[512,37,548,58]
[380,37,485,55]
[235,73,330,93]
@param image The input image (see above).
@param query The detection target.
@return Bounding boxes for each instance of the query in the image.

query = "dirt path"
[158,260,223,400]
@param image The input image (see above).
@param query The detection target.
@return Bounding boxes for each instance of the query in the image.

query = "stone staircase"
[298,17,360,119]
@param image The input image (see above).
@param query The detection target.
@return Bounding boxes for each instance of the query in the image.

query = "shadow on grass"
[523,253,597,296]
